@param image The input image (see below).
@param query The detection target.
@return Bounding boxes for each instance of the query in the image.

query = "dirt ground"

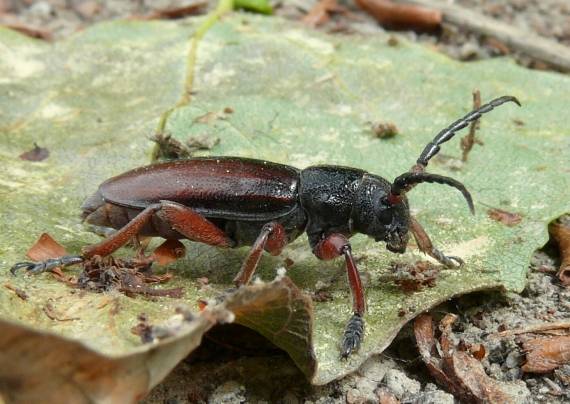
[2,1,569,403]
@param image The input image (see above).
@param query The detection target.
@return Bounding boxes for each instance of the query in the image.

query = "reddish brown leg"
[410,217,463,268]
[313,233,365,357]
[12,201,233,275]
[83,201,233,258]
[233,222,287,287]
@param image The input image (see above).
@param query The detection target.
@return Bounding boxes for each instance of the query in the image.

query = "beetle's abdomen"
[95,157,300,221]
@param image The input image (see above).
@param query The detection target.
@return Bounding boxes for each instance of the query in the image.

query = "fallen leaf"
[522,335,570,373]
[414,314,518,403]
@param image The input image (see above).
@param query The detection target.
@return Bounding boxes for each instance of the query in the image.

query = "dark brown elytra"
[10,96,520,358]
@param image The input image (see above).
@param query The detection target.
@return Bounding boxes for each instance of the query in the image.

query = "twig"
[488,321,570,339]
[396,0,570,72]
[460,90,481,162]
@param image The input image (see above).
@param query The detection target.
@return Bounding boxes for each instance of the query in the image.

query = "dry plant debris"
[391,260,439,292]
[355,0,441,31]
[24,233,183,298]
[371,121,399,138]
[487,207,523,227]
[414,313,519,403]
[549,221,570,286]
[460,90,482,162]
[302,0,348,27]
[18,143,49,162]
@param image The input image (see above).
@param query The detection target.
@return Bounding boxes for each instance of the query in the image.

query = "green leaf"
[0,12,568,392]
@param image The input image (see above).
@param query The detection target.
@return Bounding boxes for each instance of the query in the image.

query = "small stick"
[460,90,482,162]
[488,321,570,339]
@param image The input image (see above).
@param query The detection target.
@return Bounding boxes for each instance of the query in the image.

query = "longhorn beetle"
[11,96,520,357]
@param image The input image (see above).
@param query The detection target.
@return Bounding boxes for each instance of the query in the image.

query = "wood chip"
[522,335,570,373]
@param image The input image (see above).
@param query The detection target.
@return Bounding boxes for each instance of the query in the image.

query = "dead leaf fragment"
[151,239,186,266]
[133,1,207,20]
[371,121,399,138]
[302,0,347,27]
[355,0,441,31]
[1,18,52,40]
[549,222,570,286]
[522,335,570,373]
[26,233,67,261]
[487,208,523,227]
[19,143,50,162]
[392,261,439,292]
[4,283,28,301]
[414,314,518,403]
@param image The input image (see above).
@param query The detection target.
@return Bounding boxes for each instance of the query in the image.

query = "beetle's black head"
[351,174,411,254]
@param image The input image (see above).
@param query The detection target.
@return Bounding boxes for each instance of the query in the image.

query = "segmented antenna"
[416,95,521,168]
[390,172,474,214]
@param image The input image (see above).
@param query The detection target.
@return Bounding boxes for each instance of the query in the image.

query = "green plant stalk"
[152,0,234,161]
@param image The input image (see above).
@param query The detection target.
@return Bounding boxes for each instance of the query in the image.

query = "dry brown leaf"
[549,222,570,286]
[522,335,570,373]
[355,0,441,31]
[487,208,523,227]
[26,233,67,261]
[414,313,517,403]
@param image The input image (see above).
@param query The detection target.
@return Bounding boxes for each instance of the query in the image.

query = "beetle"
[11,96,520,357]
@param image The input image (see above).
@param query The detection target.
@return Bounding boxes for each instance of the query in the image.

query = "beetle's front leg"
[10,255,84,275]
[313,233,366,358]
[410,217,463,268]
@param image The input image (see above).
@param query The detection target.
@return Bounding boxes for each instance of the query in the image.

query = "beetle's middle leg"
[313,233,365,358]
[232,222,287,287]
[410,217,463,268]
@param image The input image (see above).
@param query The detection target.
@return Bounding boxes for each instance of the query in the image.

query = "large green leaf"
[0,12,568,392]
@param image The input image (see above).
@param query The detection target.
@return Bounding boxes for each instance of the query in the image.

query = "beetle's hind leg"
[10,201,234,276]
[410,217,463,268]
[10,255,84,275]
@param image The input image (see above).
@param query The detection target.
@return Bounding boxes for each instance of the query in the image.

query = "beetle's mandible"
[11,96,520,357]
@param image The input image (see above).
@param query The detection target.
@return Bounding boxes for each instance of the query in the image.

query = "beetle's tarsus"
[432,249,464,268]
[10,255,84,275]
[341,313,365,358]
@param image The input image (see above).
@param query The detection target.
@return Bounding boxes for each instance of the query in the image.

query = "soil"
[2,1,568,403]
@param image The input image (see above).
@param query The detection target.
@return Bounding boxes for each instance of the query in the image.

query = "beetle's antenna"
[416,95,521,168]
[389,172,474,214]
